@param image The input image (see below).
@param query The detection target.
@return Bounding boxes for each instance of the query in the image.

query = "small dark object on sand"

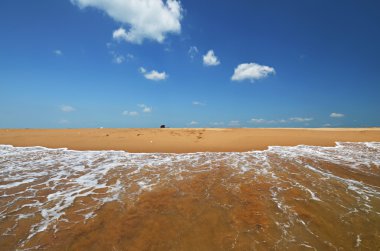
[160,125,166,128]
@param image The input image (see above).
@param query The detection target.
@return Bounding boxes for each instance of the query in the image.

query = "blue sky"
[1,0,379,128]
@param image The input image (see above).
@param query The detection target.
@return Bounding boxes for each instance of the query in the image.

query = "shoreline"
[1,141,379,154]
[1,128,380,153]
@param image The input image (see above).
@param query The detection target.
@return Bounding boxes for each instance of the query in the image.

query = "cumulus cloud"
[122,111,139,116]
[330,112,345,118]
[203,50,220,66]
[54,50,63,56]
[60,105,75,112]
[145,71,167,81]
[231,62,275,82]
[138,104,152,113]
[188,46,199,59]
[72,0,183,44]
[139,67,168,81]
[189,121,199,125]
[112,28,128,40]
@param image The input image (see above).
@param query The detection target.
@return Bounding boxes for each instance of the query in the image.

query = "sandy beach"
[0,128,379,153]
[1,130,380,250]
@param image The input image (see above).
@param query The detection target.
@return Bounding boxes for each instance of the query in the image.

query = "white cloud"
[288,117,314,122]
[145,71,167,81]
[231,62,275,82]
[138,104,152,113]
[122,111,139,116]
[330,112,345,118]
[189,121,199,125]
[229,120,240,126]
[188,46,199,59]
[249,118,283,124]
[72,0,183,44]
[139,67,168,81]
[203,50,220,66]
[108,44,133,64]
[123,104,152,116]
[54,50,63,56]
[112,28,128,40]
[210,122,224,126]
[192,101,205,106]
[249,117,313,124]
[250,118,268,124]
[60,105,75,112]
[112,54,125,64]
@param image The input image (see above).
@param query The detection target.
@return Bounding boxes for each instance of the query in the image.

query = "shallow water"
[0,142,380,250]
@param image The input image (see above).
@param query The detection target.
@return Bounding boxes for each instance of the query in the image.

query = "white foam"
[0,178,36,189]
[355,234,362,248]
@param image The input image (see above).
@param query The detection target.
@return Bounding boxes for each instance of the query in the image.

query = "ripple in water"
[0,142,380,250]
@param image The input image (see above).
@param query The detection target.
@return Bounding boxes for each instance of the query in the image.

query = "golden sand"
[0,128,379,153]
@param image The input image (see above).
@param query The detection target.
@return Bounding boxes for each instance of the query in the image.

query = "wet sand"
[0,128,379,153]
[1,143,380,250]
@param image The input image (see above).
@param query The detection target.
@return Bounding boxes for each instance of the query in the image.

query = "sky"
[0,0,379,128]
